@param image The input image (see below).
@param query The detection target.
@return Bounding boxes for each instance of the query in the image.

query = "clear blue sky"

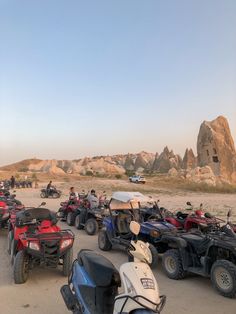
[0,0,235,165]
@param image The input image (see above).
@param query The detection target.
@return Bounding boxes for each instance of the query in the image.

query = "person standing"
[10,176,15,189]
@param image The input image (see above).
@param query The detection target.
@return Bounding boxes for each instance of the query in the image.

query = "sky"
[0,0,236,166]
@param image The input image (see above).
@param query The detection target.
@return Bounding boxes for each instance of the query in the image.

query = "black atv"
[40,186,62,199]
[74,206,104,236]
[160,210,236,298]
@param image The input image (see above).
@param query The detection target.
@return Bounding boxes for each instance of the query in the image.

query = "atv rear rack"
[22,229,74,240]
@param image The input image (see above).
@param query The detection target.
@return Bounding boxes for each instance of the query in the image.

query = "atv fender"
[162,235,187,248]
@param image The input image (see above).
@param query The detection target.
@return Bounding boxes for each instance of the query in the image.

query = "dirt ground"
[0,180,236,314]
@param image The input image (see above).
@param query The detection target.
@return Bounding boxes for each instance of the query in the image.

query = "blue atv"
[98,192,176,268]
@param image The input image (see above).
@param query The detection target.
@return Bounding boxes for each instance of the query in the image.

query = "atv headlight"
[150,229,160,238]
[29,241,40,251]
[60,239,73,250]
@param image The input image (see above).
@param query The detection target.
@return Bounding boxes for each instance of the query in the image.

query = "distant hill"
[0,149,190,175]
[0,159,43,172]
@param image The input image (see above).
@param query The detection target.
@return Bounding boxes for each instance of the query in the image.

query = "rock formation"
[197,116,236,183]
[182,148,197,169]
[152,147,182,173]
[186,166,217,186]
[124,154,135,171]
[134,151,155,172]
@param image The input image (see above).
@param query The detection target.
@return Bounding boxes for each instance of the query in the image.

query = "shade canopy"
[111,191,151,203]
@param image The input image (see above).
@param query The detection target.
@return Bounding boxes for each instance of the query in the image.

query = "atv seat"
[78,250,121,287]
[115,212,132,234]
[181,233,210,254]
[16,208,57,226]
[176,212,188,221]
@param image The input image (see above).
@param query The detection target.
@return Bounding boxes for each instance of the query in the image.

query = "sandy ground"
[0,182,236,314]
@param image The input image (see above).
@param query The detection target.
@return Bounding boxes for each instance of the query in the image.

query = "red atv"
[163,202,225,232]
[58,198,85,225]
[0,200,9,229]
[8,206,74,284]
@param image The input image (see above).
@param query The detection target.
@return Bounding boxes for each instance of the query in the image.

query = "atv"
[58,193,106,235]
[74,205,104,235]
[9,206,74,284]
[40,186,62,199]
[160,210,236,298]
[98,191,164,268]
[0,200,9,229]
[58,198,82,225]
[162,202,225,232]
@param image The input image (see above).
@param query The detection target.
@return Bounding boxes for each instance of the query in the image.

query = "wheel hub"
[215,267,232,290]
[165,256,176,273]
[87,222,93,232]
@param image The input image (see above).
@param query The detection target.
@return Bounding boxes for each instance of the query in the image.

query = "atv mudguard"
[161,234,187,248]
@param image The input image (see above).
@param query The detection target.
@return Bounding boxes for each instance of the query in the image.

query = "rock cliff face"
[197,116,236,183]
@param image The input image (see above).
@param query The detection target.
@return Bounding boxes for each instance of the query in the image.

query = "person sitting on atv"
[46,181,52,196]
[69,187,78,204]
[87,190,99,209]
[69,187,77,200]
[99,191,107,207]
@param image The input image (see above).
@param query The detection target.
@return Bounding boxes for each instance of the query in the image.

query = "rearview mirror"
[41,202,46,206]
[227,209,232,218]
[130,221,140,235]
[186,201,192,206]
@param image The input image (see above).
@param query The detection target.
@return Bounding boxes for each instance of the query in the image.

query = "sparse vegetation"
[125,170,135,177]
[181,182,236,194]
[115,174,122,179]
[85,170,93,176]
[19,167,28,172]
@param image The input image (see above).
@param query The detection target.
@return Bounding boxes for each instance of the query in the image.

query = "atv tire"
[14,251,29,284]
[7,230,13,255]
[211,260,236,298]
[85,218,99,235]
[148,243,158,269]
[128,243,158,269]
[40,192,46,198]
[10,240,16,265]
[162,249,186,280]
[62,247,73,276]
[66,212,75,226]
[98,230,112,251]
[75,214,83,230]
[53,192,59,199]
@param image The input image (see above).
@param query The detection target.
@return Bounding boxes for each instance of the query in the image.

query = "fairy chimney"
[197,116,236,183]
